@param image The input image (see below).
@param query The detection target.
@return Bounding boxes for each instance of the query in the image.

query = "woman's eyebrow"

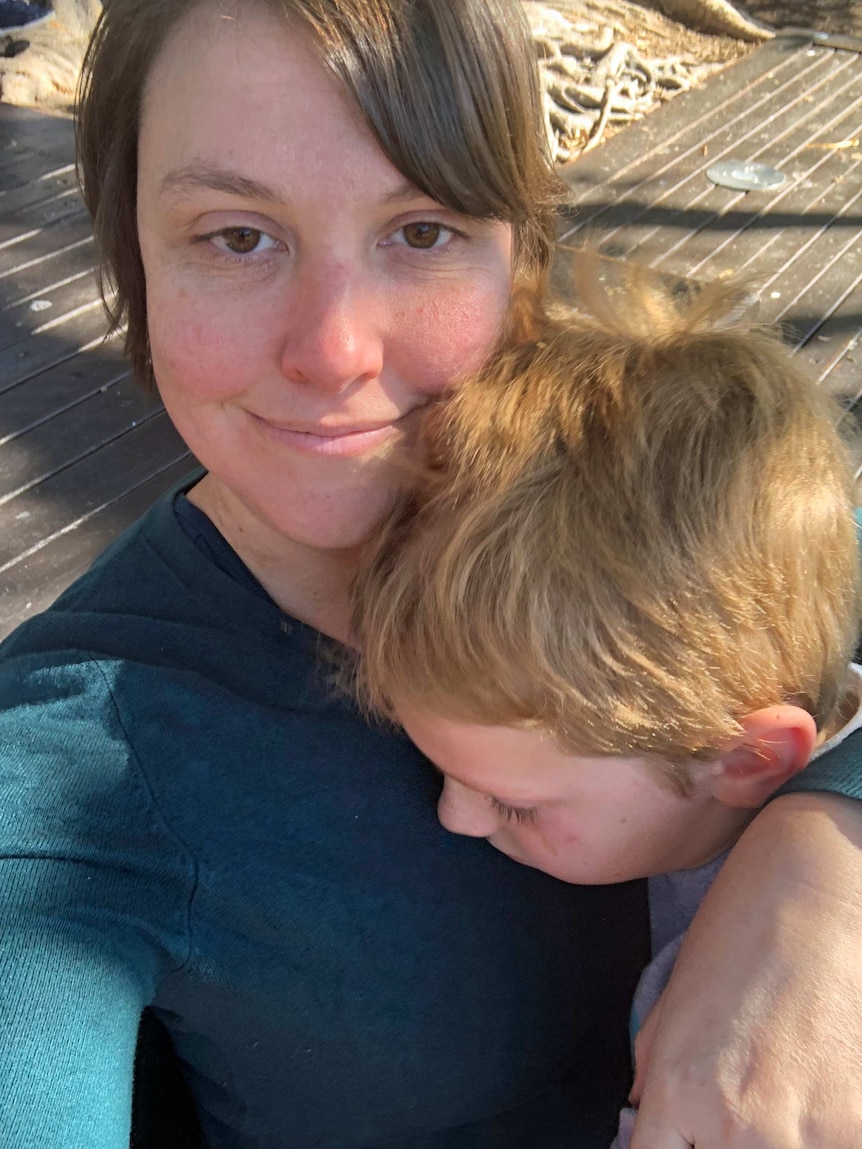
[379,179,434,206]
[159,165,428,208]
[159,164,285,202]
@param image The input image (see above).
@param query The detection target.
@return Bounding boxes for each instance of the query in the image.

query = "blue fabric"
[781,731,862,801]
[0,474,648,1149]
[174,488,272,604]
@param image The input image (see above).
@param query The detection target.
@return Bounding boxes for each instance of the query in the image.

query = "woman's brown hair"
[76,0,565,387]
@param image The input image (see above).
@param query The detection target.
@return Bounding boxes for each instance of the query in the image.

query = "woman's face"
[136,2,513,551]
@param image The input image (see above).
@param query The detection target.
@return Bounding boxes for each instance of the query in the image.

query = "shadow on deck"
[0,104,190,637]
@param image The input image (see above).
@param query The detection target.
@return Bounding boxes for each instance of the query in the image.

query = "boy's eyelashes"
[488,795,538,825]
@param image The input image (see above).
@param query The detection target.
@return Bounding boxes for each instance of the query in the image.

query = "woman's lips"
[250,413,406,458]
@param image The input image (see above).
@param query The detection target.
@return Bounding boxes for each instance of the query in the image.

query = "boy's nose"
[437,777,501,838]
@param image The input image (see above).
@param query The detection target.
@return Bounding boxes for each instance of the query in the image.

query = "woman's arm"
[631,792,862,1148]
[0,658,193,1149]
[0,915,150,1148]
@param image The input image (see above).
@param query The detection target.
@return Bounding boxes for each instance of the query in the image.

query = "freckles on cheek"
[150,302,247,403]
[397,282,509,392]
[453,296,507,371]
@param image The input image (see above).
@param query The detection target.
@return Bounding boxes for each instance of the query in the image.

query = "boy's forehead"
[398,705,654,798]
[400,707,546,762]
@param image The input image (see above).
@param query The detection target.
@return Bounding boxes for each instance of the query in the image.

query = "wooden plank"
[0,336,128,440]
[560,35,823,218]
[0,296,115,395]
[802,292,862,404]
[0,231,94,302]
[769,237,862,365]
[617,65,862,270]
[0,265,101,349]
[0,203,89,254]
[0,105,194,635]
[0,410,188,571]
[0,142,77,194]
[562,49,861,261]
[0,457,195,638]
[555,33,862,434]
[0,165,78,220]
[0,209,94,275]
[0,374,163,499]
[673,148,862,285]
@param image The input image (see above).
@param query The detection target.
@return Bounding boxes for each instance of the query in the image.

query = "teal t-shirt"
[0,478,649,1149]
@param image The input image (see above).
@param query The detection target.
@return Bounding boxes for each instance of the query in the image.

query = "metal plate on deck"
[706,160,786,191]
[558,33,862,417]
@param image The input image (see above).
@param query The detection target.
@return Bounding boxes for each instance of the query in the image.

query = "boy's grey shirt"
[611,665,862,1149]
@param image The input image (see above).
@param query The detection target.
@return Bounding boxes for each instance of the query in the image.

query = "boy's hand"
[629,793,862,1149]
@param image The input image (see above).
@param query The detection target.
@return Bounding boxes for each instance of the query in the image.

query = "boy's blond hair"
[351,267,862,781]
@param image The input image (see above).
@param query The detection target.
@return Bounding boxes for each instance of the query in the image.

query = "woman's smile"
[247,411,415,458]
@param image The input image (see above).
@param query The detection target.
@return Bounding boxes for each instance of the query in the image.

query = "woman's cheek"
[393,277,510,396]
[149,293,258,404]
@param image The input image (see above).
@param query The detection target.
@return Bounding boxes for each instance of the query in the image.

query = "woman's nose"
[437,778,502,838]
[279,266,384,395]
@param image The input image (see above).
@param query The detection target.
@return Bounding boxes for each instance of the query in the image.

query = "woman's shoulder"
[0,477,380,823]
[0,648,196,982]
[783,667,862,803]
[0,473,301,705]
[785,731,862,802]
[0,476,246,861]
[0,648,192,862]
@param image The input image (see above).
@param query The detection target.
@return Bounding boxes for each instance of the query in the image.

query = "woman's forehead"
[139,4,395,199]
[141,3,331,130]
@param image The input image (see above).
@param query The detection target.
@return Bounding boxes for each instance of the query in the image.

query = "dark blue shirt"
[0,476,648,1148]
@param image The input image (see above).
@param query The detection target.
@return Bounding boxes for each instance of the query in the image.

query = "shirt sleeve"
[778,727,862,803]
[0,655,196,1149]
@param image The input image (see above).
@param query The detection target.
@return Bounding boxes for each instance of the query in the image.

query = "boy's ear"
[708,705,818,809]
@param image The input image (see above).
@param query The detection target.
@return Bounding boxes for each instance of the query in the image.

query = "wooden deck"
[556,32,862,408]
[1,29,861,637]
[0,105,190,637]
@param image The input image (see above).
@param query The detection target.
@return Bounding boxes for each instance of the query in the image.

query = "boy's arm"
[630,791,862,1149]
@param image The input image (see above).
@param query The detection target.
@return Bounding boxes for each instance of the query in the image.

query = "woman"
[0,1,858,1146]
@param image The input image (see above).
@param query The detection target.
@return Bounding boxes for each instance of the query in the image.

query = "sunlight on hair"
[350,258,862,780]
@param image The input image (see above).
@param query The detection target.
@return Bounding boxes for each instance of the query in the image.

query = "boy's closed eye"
[487,795,538,825]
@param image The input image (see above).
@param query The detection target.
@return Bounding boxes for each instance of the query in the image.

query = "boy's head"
[396,703,820,884]
[351,266,862,883]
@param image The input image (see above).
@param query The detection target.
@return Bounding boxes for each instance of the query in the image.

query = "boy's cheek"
[489,829,557,873]
[486,832,534,868]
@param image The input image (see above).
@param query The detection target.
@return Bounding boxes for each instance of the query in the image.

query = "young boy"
[348,270,862,1146]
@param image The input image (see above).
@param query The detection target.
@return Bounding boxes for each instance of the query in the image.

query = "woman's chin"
[196,460,403,554]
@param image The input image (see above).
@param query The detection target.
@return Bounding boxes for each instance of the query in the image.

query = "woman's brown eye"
[222,227,262,254]
[402,222,442,249]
